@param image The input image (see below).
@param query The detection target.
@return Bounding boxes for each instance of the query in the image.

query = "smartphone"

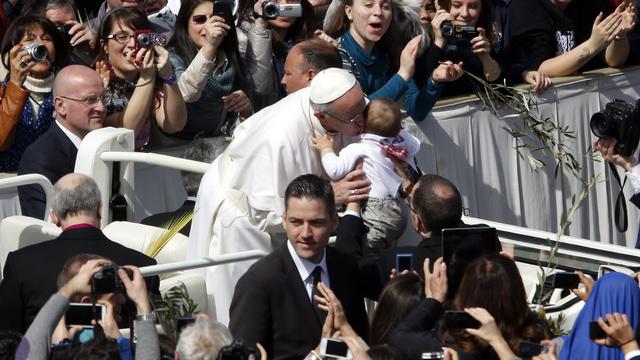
[517,340,547,358]
[65,303,105,328]
[176,316,197,337]
[589,320,608,340]
[396,253,413,272]
[443,311,480,329]
[214,0,234,25]
[422,352,445,359]
[544,272,580,289]
[320,338,352,359]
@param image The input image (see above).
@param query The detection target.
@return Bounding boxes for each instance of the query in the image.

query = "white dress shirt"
[287,241,330,301]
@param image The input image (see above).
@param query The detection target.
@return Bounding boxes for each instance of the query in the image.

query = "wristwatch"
[135,311,157,322]
[161,73,177,85]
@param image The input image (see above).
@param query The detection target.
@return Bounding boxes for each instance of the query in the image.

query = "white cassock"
[187,87,349,324]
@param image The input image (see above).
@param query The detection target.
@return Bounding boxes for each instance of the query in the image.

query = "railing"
[139,250,268,276]
[0,174,53,222]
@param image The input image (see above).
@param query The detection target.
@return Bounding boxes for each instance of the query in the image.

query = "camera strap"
[609,162,629,232]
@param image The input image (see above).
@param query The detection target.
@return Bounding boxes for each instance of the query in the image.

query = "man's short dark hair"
[181,138,227,197]
[284,174,336,215]
[297,39,342,73]
[411,174,462,235]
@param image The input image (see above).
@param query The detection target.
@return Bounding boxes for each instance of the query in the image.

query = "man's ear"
[50,210,61,227]
[307,68,317,82]
[54,97,66,118]
[282,211,287,231]
[96,200,103,221]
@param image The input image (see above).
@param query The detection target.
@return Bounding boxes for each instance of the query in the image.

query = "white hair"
[176,318,233,360]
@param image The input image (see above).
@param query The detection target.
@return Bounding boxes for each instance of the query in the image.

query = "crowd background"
[0,0,640,358]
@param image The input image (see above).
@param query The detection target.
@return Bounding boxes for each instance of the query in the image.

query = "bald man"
[0,173,157,333]
[18,65,106,219]
[281,39,342,94]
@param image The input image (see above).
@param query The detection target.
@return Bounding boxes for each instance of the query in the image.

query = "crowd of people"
[1,0,640,358]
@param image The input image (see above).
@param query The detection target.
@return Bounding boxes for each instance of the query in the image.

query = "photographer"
[12,0,96,66]
[15,258,159,359]
[593,137,640,197]
[167,0,252,141]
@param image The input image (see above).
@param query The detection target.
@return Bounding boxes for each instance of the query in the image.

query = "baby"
[311,98,420,251]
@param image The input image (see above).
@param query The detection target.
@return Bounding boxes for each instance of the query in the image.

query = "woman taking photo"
[237,0,315,111]
[96,8,186,149]
[168,0,252,140]
[0,15,69,172]
[323,0,462,121]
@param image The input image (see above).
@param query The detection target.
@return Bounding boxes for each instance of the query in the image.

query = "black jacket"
[0,226,159,333]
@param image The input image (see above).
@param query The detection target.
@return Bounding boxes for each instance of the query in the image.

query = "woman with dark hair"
[389,255,548,360]
[236,0,315,111]
[168,0,252,140]
[370,273,425,346]
[96,8,186,149]
[0,15,69,172]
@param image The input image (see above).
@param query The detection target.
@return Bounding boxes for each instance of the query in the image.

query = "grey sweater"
[14,293,160,360]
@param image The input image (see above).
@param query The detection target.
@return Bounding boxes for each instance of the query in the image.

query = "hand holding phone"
[443,310,481,329]
[320,338,353,359]
[590,320,609,340]
[396,253,413,273]
[65,303,106,328]
[544,272,580,289]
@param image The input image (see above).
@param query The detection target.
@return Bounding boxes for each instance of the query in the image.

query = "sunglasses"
[192,14,209,24]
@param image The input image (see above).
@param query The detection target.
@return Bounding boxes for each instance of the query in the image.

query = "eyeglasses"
[192,14,210,24]
[322,110,363,125]
[59,95,108,106]
[107,32,134,44]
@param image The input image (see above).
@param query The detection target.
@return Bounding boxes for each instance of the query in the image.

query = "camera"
[56,24,74,43]
[441,21,478,44]
[217,340,259,360]
[590,99,640,156]
[91,264,133,295]
[260,2,302,19]
[134,29,167,52]
[24,44,48,63]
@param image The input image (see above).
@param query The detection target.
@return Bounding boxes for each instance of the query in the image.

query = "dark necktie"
[311,266,326,324]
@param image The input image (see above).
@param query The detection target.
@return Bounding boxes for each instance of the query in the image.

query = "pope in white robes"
[188,68,368,323]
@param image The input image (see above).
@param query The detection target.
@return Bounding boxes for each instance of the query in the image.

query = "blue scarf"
[559,272,640,360]
[0,82,54,172]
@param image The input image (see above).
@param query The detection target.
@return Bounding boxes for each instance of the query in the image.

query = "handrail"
[464,216,640,270]
[0,174,53,222]
[100,151,210,174]
[139,250,268,276]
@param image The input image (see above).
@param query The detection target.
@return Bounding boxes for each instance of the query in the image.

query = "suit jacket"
[0,226,159,333]
[229,243,373,360]
[18,123,77,219]
[140,200,195,236]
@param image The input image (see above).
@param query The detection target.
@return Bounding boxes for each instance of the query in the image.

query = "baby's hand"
[310,134,335,152]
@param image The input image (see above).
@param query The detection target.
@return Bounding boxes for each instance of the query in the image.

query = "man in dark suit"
[336,174,499,300]
[229,175,375,360]
[0,173,158,333]
[18,65,105,219]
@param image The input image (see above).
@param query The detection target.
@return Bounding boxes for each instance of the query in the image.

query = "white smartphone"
[320,338,352,359]
[65,303,106,328]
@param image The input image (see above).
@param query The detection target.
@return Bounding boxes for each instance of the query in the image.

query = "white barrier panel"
[411,67,640,247]
[0,174,53,222]
[139,250,268,276]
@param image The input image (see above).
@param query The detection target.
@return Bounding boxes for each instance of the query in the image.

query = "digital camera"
[91,264,133,295]
[260,2,302,19]
[134,29,167,52]
[24,44,48,62]
[590,99,640,156]
[441,21,478,44]
[217,340,259,360]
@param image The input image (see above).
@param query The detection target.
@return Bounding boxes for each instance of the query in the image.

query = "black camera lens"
[262,2,279,19]
[136,33,151,47]
[25,44,48,62]
[441,21,454,38]
[590,112,611,138]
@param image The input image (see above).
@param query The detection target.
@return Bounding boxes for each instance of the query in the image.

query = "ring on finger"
[19,60,28,68]
[350,189,357,196]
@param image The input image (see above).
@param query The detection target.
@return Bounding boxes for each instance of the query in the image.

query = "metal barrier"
[139,250,268,276]
[0,174,53,222]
